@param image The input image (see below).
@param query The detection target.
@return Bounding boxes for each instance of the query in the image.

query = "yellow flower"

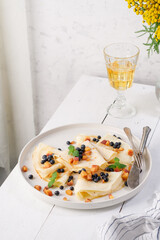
[125,0,160,47]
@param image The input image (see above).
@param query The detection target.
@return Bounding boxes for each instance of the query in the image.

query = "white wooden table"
[0,75,160,240]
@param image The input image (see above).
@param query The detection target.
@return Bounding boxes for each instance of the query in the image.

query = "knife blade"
[127,160,140,188]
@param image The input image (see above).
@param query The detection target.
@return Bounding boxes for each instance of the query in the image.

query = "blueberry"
[42,155,47,160]
[105,173,109,177]
[81,148,85,153]
[93,138,97,142]
[118,142,121,145]
[82,168,86,172]
[113,134,116,137]
[68,176,73,182]
[81,144,85,150]
[57,169,61,173]
[93,173,98,178]
[48,155,53,160]
[66,141,71,145]
[76,147,81,151]
[49,159,55,165]
[41,159,47,164]
[109,168,114,172]
[103,177,109,182]
[96,139,99,142]
[55,191,60,196]
[94,178,99,183]
[98,176,101,181]
[61,169,64,173]
[79,150,83,154]
[59,185,64,190]
[124,181,128,187]
[117,145,120,149]
[28,174,33,179]
[113,144,117,149]
[100,172,105,176]
[105,167,110,172]
[118,137,122,140]
[78,170,82,174]
[110,142,114,146]
[70,186,74,191]
[58,148,62,151]
[97,135,101,139]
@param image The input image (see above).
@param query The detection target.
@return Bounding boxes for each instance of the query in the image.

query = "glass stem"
[115,90,126,109]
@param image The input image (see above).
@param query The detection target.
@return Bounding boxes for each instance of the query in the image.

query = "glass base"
[107,100,136,118]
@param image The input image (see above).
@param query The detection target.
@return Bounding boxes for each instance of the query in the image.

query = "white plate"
[18,123,152,209]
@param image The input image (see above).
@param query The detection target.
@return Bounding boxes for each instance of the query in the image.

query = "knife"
[124,127,151,189]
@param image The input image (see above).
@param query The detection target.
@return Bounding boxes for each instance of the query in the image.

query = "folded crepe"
[32,143,66,181]
[76,134,96,144]
[54,171,71,187]
[76,134,118,162]
[92,143,117,162]
[75,171,123,201]
[97,135,134,165]
[57,140,109,171]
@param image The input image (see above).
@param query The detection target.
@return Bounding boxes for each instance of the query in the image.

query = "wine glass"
[103,43,140,118]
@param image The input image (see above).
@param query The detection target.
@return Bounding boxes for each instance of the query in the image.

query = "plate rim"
[18,123,152,209]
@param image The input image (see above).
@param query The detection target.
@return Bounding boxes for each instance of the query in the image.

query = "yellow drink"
[106,60,136,90]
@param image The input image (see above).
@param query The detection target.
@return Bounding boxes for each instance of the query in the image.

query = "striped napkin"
[97,192,160,240]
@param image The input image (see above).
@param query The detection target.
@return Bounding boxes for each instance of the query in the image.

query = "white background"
[26,0,160,132]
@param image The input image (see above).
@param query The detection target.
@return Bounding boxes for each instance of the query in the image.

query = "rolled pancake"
[32,143,65,180]
[75,172,123,201]
[57,140,108,171]
[97,135,134,165]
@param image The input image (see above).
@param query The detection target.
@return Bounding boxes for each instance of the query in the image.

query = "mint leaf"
[108,158,126,170]
[108,164,116,169]
[68,145,79,157]
[117,163,126,169]
[48,171,57,188]
[114,157,120,163]
[68,145,74,155]
[48,180,54,188]
[72,150,79,157]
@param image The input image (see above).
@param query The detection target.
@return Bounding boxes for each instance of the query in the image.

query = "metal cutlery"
[124,126,151,189]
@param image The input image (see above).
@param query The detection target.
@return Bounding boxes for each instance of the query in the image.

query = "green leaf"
[108,164,116,169]
[48,171,57,188]
[143,43,151,46]
[68,145,79,157]
[135,29,146,33]
[68,145,74,155]
[116,163,127,169]
[108,157,126,170]
[72,150,79,157]
[114,157,120,163]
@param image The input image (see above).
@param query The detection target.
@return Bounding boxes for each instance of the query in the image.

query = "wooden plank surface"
[0,75,159,240]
